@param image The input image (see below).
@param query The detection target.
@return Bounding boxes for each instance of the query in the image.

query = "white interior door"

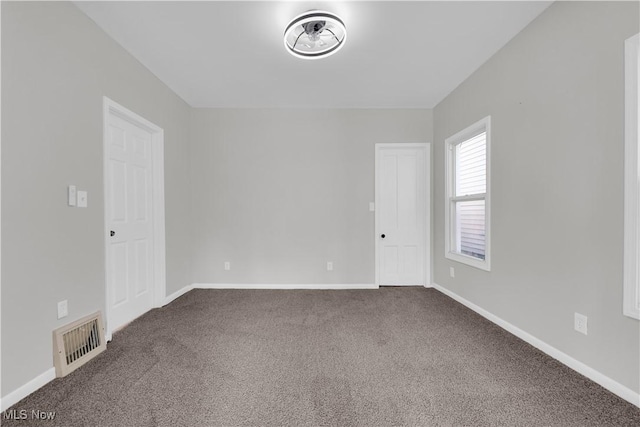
[376,144,429,286]
[105,112,155,332]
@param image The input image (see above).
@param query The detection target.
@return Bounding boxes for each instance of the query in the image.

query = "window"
[445,116,491,271]
[624,34,639,320]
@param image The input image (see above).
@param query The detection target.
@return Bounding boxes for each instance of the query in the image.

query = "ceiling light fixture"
[284,10,347,60]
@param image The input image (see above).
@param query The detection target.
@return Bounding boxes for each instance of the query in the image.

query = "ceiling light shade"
[284,10,346,60]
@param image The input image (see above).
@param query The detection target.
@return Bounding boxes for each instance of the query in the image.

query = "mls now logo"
[3,409,56,420]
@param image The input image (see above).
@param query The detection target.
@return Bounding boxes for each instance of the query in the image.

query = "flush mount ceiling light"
[284,10,347,59]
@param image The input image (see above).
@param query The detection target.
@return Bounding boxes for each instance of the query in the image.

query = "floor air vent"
[53,311,106,377]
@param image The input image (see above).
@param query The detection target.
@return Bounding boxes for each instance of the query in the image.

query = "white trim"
[624,33,640,320]
[164,285,195,305]
[375,146,380,286]
[192,283,378,290]
[103,97,167,340]
[0,3,3,407]
[152,134,167,310]
[444,116,491,271]
[432,282,640,408]
[0,368,56,412]
[426,143,432,287]
[375,143,431,287]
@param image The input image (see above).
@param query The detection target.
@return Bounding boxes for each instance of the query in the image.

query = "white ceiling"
[75,1,552,109]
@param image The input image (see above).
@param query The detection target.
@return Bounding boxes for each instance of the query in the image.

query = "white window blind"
[456,133,487,196]
[457,199,486,260]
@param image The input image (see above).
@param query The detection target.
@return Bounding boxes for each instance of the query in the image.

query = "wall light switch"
[224,261,231,271]
[77,191,88,208]
[450,267,455,278]
[68,185,77,207]
[327,262,334,271]
[369,202,375,212]
[57,300,68,319]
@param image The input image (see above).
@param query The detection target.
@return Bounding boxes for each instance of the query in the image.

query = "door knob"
[381,234,385,238]
[110,230,115,237]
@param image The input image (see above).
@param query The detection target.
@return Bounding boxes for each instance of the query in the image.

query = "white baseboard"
[0,368,56,412]
[432,282,640,408]
[192,283,378,290]
[164,284,194,305]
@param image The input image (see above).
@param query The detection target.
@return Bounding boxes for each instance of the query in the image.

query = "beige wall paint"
[433,1,640,393]
[190,109,432,284]
[1,2,192,395]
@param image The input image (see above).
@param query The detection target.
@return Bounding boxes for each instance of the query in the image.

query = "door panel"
[376,144,428,286]
[384,246,399,276]
[398,155,418,229]
[110,161,127,222]
[381,155,398,230]
[133,166,148,221]
[112,242,128,306]
[110,125,126,150]
[404,245,418,277]
[134,239,150,296]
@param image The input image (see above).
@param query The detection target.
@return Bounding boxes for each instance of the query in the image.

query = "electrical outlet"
[327,261,333,271]
[224,262,231,271]
[574,312,588,335]
[450,267,455,278]
[77,190,88,208]
[57,300,68,319]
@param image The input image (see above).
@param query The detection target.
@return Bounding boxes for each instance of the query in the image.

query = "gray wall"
[190,109,432,284]
[1,2,192,396]
[433,1,640,393]
[3,0,638,405]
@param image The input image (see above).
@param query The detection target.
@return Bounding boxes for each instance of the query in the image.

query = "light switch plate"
[68,185,77,207]
[57,300,68,319]
[369,202,375,212]
[224,261,230,271]
[327,261,334,271]
[77,191,88,208]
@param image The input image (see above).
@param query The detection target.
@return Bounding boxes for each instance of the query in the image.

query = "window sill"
[445,251,491,272]
[623,306,640,321]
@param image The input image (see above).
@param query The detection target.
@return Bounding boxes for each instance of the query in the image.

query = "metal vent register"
[53,311,106,377]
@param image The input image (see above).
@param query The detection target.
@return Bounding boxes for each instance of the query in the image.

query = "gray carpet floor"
[3,288,640,426]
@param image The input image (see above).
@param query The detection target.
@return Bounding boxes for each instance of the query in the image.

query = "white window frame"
[624,33,639,320]
[445,116,491,271]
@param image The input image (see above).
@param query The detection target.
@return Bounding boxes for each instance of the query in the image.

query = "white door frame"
[103,97,166,340]
[374,143,431,287]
